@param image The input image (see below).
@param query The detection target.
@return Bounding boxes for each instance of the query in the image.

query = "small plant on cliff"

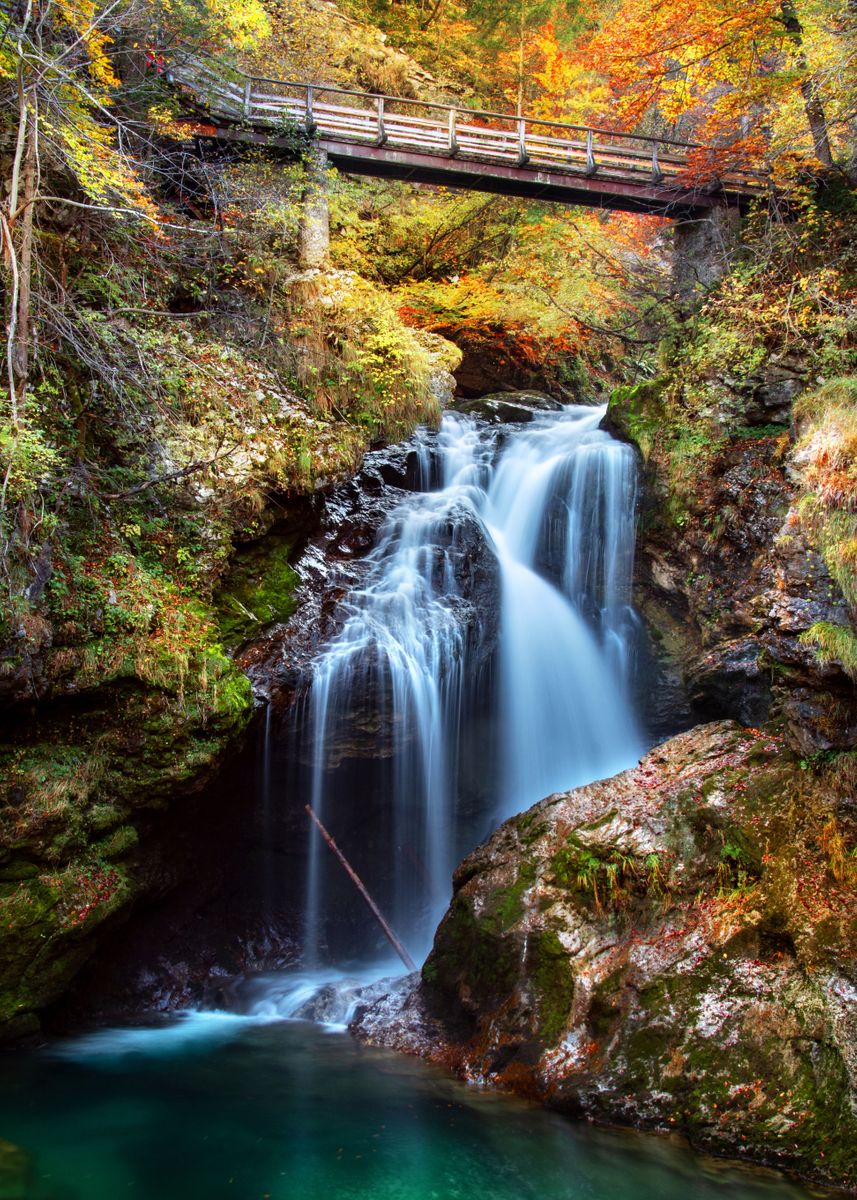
[718,841,753,893]
[793,379,857,603]
[552,841,670,911]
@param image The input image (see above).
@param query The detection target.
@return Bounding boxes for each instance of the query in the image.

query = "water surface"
[0,1016,816,1200]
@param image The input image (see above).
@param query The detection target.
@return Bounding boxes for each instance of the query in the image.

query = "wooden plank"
[249,100,304,115]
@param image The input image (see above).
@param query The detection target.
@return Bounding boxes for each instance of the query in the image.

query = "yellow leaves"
[146,104,187,140]
[54,0,119,91]
[200,0,271,49]
[43,94,160,222]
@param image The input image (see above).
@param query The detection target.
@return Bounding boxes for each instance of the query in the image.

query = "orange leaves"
[681,134,770,184]
[529,22,612,126]
[581,0,836,168]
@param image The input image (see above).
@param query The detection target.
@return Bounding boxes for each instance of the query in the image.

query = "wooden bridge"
[170,55,766,220]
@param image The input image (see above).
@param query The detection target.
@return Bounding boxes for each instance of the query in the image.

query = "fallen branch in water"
[305,804,417,972]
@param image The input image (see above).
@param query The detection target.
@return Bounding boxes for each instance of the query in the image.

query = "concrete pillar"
[673,206,742,300]
[298,146,330,270]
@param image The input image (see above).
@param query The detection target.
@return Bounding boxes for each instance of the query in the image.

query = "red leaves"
[58,865,121,930]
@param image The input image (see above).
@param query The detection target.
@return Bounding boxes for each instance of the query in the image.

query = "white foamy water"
[301,404,643,967]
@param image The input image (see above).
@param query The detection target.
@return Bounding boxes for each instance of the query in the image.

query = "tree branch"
[102,446,239,500]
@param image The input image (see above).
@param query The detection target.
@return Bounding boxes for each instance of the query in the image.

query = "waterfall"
[300,404,643,967]
[485,406,641,809]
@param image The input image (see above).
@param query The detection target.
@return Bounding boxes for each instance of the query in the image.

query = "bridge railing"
[169,52,768,196]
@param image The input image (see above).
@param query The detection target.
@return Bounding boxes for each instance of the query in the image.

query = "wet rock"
[290,494,501,768]
[353,722,857,1193]
[453,392,565,425]
[240,431,502,719]
[745,352,808,424]
[629,422,857,750]
[351,973,448,1051]
[237,434,431,700]
[441,329,574,398]
[685,638,772,726]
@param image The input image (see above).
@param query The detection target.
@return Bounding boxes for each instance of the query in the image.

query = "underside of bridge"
[198,128,746,297]
[212,125,752,222]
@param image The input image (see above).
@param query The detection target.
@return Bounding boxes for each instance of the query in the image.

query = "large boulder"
[354,721,857,1192]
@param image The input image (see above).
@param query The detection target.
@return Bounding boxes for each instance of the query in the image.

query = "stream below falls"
[0,405,821,1199]
[0,1017,815,1200]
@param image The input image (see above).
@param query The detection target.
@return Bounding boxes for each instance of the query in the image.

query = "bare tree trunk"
[779,1,833,168]
[12,98,37,393]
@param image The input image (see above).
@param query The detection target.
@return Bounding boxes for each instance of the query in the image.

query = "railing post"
[517,117,529,166]
[305,84,316,135]
[585,129,597,175]
[448,107,459,155]
[376,96,387,146]
[243,78,252,120]
[651,140,664,183]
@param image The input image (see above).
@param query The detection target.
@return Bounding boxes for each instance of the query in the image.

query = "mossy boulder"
[214,533,300,650]
[354,721,857,1192]
[603,378,669,460]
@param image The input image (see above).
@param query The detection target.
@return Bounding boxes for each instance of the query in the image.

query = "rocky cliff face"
[606,371,857,757]
[353,721,857,1192]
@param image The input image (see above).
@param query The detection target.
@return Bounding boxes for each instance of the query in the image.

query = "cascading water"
[299,402,644,971]
[486,407,641,810]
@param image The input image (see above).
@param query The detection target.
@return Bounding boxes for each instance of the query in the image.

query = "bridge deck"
[171,55,766,218]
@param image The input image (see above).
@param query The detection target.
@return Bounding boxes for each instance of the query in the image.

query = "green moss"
[528,929,573,1045]
[93,825,138,860]
[606,378,668,461]
[0,651,252,1038]
[0,861,132,1032]
[800,621,857,679]
[516,809,550,845]
[430,894,520,1007]
[485,862,535,932]
[0,861,39,882]
[214,534,300,648]
[733,423,790,439]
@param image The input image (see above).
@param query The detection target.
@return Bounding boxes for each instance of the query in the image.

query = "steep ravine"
[4,364,856,1192]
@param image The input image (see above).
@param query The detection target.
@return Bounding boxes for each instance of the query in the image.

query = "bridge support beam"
[673,206,742,300]
[298,146,330,270]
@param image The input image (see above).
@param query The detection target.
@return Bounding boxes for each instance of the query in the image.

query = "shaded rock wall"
[673,209,742,299]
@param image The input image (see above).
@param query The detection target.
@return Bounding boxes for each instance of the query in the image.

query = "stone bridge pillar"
[673,206,742,300]
[298,146,330,270]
